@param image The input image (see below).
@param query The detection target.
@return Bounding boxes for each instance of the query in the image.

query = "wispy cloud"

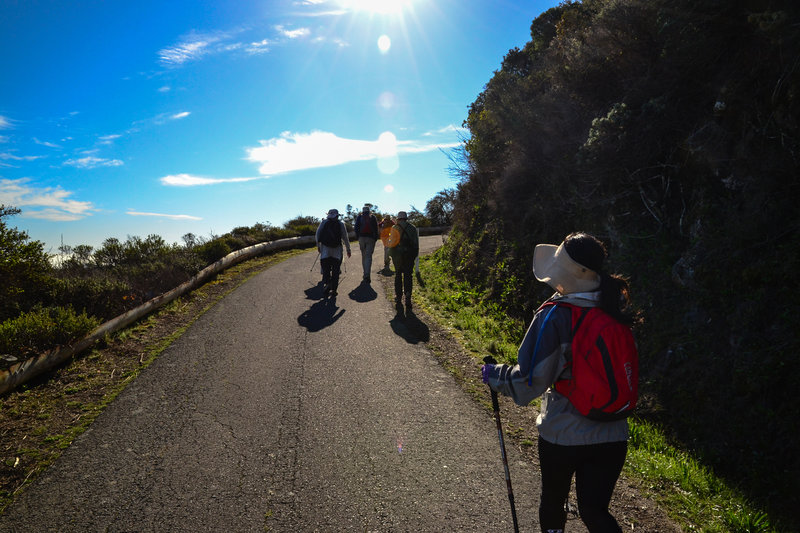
[64,156,124,169]
[275,25,311,39]
[160,173,260,187]
[245,130,459,176]
[0,116,13,130]
[293,0,348,16]
[424,124,468,136]
[246,39,270,55]
[33,138,61,148]
[156,21,338,67]
[0,152,45,162]
[0,178,95,221]
[131,110,192,128]
[126,210,202,221]
[158,31,227,66]
[1,151,45,167]
[98,134,122,145]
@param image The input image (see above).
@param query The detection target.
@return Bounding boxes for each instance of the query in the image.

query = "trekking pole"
[483,355,519,533]
[310,251,320,272]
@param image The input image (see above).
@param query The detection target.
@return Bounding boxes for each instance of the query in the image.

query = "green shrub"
[0,306,100,359]
[283,215,321,235]
[50,277,134,321]
[195,239,231,264]
[0,206,54,322]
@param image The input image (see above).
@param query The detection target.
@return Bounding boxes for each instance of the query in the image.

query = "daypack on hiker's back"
[319,219,341,247]
[359,214,373,235]
[387,224,415,268]
[387,224,408,249]
[544,302,639,421]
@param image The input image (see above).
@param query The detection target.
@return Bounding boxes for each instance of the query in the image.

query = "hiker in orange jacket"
[379,214,394,273]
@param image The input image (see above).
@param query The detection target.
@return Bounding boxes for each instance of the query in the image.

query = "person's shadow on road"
[304,281,326,301]
[348,280,377,302]
[298,297,345,332]
[389,312,430,344]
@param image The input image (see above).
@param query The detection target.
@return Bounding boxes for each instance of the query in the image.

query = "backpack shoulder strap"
[527,303,561,386]
[571,306,591,336]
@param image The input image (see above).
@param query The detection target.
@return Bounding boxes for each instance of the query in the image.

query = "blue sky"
[1,0,559,253]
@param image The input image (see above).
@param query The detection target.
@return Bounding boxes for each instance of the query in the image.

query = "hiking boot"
[395,301,404,316]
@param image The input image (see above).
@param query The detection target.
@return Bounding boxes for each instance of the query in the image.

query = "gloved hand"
[481,364,492,384]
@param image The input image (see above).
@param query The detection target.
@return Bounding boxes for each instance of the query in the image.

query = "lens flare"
[378,91,395,110]
[376,131,399,174]
[377,35,391,53]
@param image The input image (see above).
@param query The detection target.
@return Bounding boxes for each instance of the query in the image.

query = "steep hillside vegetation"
[444,0,799,527]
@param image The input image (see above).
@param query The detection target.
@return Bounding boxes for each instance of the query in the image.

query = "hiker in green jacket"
[387,211,419,316]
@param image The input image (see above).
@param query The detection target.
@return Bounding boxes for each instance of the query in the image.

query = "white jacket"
[315,219,351,260]
[486,292,629,446]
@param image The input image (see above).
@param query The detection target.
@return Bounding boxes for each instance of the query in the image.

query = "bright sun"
[340,0,414,15]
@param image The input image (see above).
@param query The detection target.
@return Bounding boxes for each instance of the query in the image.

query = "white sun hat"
[533,241,600,294]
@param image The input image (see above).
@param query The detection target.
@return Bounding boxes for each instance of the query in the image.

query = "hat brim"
[533,242,600,294]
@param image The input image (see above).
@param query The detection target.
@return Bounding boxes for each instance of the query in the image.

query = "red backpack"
[538,302,639,421]
[360,214,372,235]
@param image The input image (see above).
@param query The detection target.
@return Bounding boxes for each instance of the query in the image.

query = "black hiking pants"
[320,257,342,293]
[538,436,626,533]
[394,264,413,305]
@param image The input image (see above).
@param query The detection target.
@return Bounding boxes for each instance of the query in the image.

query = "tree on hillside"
[425,189,455,226]
[0,205,53,322]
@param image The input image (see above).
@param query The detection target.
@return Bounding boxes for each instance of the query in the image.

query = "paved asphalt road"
[1,236,587,533]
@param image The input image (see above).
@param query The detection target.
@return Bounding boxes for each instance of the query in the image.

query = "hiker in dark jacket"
[315,209,351,297]
[387,211,419,316]
[354,205,379,283]
[482,232,636,533]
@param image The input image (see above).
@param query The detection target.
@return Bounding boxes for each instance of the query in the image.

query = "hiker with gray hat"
[386,211,419,316]
[482,232,637,533]
[315,209,351,297]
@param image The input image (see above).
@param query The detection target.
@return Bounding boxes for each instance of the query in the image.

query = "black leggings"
[394,264,413,303]
[538,436,627,533]
[320,257,342,291]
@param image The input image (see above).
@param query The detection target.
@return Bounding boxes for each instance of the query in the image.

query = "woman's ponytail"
[598,271,634,326]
